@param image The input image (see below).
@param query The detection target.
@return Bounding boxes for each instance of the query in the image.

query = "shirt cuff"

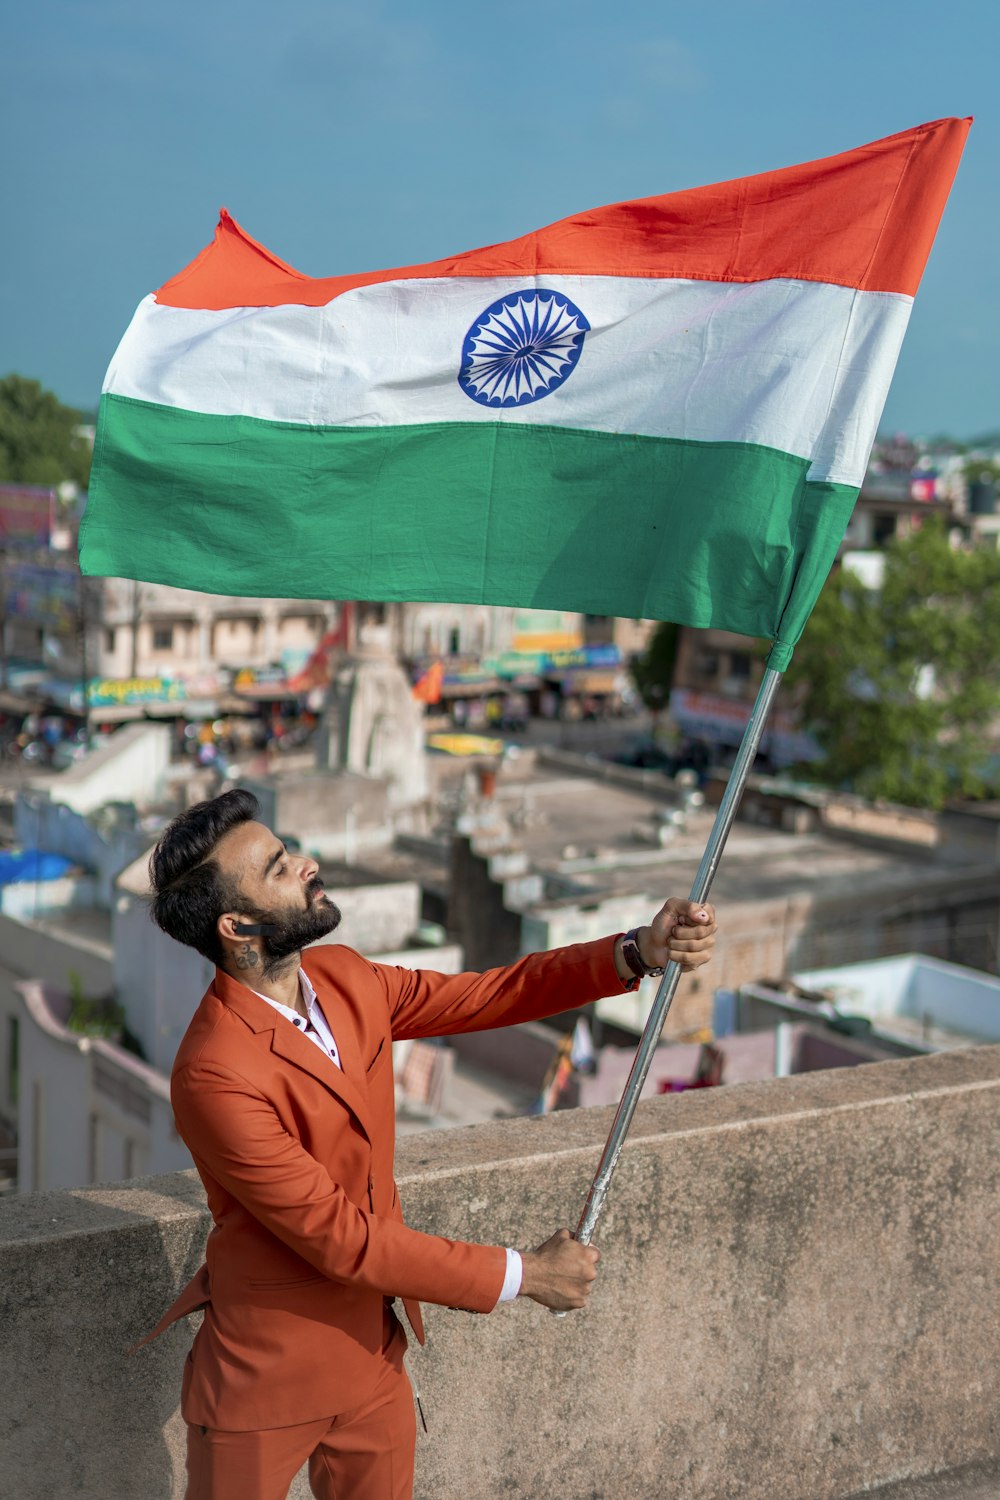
[497,1248,523,1304]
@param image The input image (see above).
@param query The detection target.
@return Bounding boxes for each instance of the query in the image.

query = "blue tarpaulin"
[0,849,74,885]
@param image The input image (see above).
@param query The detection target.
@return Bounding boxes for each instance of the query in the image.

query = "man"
[144,789,718,1500]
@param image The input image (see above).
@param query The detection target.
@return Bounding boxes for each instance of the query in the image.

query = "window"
[103,628,116,653]
[873,514,898,546]
[151,625,174,651]
[584,613,613,645]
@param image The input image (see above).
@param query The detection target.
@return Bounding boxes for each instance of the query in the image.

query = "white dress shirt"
[254,969,522,1303]
[255,968,341,1067]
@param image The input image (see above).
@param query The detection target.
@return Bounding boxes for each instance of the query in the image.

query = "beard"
[250,878,342,978]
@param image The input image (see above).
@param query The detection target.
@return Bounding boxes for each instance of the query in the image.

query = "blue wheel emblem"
[458,288,589,408]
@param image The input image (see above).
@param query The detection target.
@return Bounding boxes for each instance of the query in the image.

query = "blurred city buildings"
[0,433,997,1199]
[1,712,998,1196]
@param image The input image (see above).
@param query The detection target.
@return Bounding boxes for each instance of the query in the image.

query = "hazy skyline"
[2,0,996,439]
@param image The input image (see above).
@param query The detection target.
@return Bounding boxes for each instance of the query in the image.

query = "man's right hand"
[518,1228,600,1311]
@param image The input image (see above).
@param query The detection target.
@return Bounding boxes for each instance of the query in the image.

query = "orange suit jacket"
[144,936,621,1431]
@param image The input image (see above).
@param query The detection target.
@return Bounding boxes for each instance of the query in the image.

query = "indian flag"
[81,117,969,668]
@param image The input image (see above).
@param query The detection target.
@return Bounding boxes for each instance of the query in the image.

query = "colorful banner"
[544,644,621,672]
[511,610,584,654]
[411,643,621,686]
[0,485,54,549]
[670,687,820,766]
[88,676,188,707]
[232,665,290,691]
[42,672,226,711]
[5,564,79,632]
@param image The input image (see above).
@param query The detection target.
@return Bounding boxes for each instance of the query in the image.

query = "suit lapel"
[214,968,376,1145]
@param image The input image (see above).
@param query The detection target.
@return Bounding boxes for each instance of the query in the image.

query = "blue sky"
[2,0,996,438]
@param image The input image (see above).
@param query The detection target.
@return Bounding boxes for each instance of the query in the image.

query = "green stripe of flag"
[82,394,858,667]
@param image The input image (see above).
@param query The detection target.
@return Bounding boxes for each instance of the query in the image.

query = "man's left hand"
[639,899,717,973]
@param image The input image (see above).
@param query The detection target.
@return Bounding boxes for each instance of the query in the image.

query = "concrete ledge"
[1,1048,998,1499]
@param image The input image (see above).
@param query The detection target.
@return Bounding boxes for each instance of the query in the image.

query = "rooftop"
[439,755,972,915]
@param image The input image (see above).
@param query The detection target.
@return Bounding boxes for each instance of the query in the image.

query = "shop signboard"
[511,609,583,654]
[411,644,622,692]
[87,676,188,707]
[670,687,820,766]
[910,471,938,502]
[492,650,548,678]
[233,665,289,691]
[0,485,54,548]
[5,564,79,632]
[491,644,621,678]
[545,644,621,672]
[443,664,497,686]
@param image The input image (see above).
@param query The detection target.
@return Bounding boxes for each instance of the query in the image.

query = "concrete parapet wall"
[535,744,685,800]
[0,908,113,994]
[0,1048,998,1499]
[44,721,171,815]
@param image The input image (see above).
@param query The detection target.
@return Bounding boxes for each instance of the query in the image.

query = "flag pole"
[572,665,785,1249]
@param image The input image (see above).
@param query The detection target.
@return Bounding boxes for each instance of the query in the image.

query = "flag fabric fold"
[81,117,969,666]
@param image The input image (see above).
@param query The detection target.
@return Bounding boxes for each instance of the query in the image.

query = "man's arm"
[501,901,715,1310]
[172,1059,506,1312]
[376,899,717,1041]
[173,1060,601,1313]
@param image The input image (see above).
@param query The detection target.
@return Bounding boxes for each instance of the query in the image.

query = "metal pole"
[573,666,784,1248]
[78,574,93,747]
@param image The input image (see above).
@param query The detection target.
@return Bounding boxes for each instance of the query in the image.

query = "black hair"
[148,788,261,965]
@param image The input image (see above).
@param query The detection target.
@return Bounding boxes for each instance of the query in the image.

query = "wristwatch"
[619,927,666,989]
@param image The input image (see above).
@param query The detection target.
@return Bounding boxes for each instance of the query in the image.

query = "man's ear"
[218,913,241,946]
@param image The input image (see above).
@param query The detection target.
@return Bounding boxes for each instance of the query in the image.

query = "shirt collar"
[252,967,318,1026]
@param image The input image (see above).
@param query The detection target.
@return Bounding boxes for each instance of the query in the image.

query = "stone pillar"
[317,625,428,808]
[196,610,213,672]
[260,605,279,664]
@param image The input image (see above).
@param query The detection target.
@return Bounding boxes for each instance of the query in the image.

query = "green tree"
[0,374,92,488]
[630,620,680,714]
[787,518,1000,808]
[962,457,1000,495]
[66,970,125,1040]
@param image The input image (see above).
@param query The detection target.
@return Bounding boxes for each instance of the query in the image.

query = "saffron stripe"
[154,119,969,311]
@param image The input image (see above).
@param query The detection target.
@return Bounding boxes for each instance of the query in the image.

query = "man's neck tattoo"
[235,943,260,970]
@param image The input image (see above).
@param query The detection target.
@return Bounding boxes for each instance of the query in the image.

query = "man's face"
[216,820,341,967]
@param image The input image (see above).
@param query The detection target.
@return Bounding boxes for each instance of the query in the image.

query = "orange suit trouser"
[184,1306,416,1500]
